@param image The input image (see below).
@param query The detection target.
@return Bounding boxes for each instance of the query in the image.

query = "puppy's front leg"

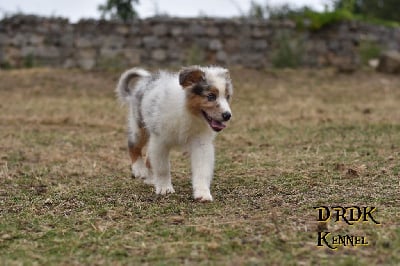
[148,136,175,195]
[190,139,214,202]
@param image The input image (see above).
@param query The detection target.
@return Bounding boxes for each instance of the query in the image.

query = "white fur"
[116,66,233,201]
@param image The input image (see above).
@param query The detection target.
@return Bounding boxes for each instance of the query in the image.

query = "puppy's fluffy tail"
[116,67,150,103]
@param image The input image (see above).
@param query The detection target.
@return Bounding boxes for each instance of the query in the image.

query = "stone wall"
[1,15,400,70]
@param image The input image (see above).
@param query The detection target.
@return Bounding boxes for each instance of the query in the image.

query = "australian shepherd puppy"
[116,66,233,201]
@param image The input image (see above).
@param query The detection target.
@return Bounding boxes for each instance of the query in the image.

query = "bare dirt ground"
[0,67,399,265]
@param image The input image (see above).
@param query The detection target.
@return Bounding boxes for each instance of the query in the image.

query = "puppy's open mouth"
[201,110,226,132]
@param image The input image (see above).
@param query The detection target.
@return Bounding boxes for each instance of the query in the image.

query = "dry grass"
[0,67,399,265]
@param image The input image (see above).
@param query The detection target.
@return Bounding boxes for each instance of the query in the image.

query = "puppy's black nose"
[222,112,231,121]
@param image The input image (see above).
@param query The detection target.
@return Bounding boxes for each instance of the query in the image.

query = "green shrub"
[0,60,12,69]
[293,9,354,31]
[271,32,303,68]
[23,53,36,68]
[186,44,205,65]
[359,40,382,65]
[265,4,399,30]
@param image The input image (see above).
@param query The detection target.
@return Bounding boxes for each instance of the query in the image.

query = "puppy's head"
[179,66,233,132]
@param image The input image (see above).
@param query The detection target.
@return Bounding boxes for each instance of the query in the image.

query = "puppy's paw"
[194,189,213,202]
[131,160,150,179]
[143,176,155,185]
[155,183,175,195]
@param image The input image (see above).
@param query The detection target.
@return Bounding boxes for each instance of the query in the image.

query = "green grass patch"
[294,9,354,30]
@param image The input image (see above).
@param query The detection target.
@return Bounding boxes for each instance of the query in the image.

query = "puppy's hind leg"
[128,126,150,180]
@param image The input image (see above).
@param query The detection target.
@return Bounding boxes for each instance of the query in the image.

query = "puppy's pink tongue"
[211,120,226,131]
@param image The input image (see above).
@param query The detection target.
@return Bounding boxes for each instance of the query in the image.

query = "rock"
[123,49,141,65]
[209,39,222,51]
[334,57,357,73]
[171,26,183,36]
[77,58,95,70]
[75,36,94,48]
[377,50,400,74]
[142,36,162,49]
[75,48,96,70]
[216,50,227,63]
[153,24,168,36]
[60,33,74,46]
[368,58,379,69]
[151,49,167,61]
[27,35,43,45]
[116,25,129,35]
[21,46,35,57]
[10,33,26,46]
[77,48,96,59]
[102,35,125,49]
[253,40,268,50]
[222,25,235,36]
[206,27,219,36]
[99,47,118,58]
[0,33,8,45]
[63,58,76,68]
[40,46,60,58]
[252,27,269,38]
[189,24,205,36]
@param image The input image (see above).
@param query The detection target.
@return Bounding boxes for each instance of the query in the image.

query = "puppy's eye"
[226,95,231,101]
[207,93,217,101]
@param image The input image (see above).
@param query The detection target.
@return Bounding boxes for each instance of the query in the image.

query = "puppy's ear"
[179,67,205,88]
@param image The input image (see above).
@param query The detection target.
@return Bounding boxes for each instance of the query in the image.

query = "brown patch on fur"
[179,68,205,88]
[128,127,149,164]
[145,157,152,169]
[208,87,219,97]
[186,86,221,116]
[186,94,216,116]
[186,87,219,115]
